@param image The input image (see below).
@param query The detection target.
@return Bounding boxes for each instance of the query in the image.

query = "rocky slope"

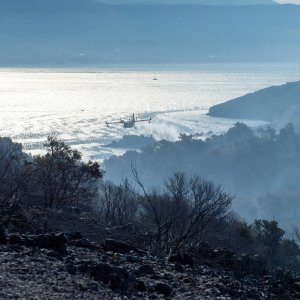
[0,229,300,299]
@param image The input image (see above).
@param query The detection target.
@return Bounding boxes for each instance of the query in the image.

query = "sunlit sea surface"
[1,64,300,160]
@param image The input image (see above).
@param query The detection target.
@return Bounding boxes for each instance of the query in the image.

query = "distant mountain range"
[94,0,278,5]
[208,81,300,122]
[1,0,300,66]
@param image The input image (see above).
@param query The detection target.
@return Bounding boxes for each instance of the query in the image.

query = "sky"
[277,0,300,3]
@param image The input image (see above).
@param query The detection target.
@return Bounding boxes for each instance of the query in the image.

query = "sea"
[1,63,300,161]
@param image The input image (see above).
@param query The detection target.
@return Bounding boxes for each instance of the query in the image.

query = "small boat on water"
[106,113,152,128]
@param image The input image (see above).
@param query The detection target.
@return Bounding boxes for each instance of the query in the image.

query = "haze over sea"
[1,64,300,161]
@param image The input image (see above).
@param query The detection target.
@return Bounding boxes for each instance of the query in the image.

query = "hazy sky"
[277,0,300,3]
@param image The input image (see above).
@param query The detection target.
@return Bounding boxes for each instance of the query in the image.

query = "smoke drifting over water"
[139,121,179,142]
[1,65,298,159]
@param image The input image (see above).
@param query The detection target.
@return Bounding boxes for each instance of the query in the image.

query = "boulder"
[65,231,83,240]
[72,238,93,248]
[104,239,142,254]
[293,282,300,292]
[169,253,194,266]
[0,225,7,244]
[138,264,154,275]
[9,234,23,245]
[194,241,213,258]
[65,260,76,275]
[174,262,184,272]
[154,282,173,296]
[78,261,132,291]
[26,233,67,253]
[136,280,147,292]
[233,254,267,276]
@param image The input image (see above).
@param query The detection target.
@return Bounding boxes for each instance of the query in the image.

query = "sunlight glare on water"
[1,64,300,160]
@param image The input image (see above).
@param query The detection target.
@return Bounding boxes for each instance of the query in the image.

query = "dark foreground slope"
[1,1,300,66]
[1,235,299,299]
[1,212,299,300]
[208,81,300,121]
[1,135,300,299]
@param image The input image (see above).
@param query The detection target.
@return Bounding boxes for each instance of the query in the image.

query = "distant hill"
[1,0,300,66]
[208,81,300,121]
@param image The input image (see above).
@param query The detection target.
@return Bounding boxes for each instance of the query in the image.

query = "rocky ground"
[1,230,300,299]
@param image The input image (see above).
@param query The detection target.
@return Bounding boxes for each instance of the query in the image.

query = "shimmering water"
[1,64,300,160]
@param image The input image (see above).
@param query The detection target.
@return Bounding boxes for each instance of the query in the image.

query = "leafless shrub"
[132,168,233,253]
[97,180,139,227]
[292,224,300,245]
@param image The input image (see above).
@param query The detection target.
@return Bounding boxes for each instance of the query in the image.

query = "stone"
[0,224,7,244]
[197,241,213,253]
[294,282,300,292]
[65,231,82,240]
[138,264,154,275]
[93,264,130,291]
[175,262,184,272]
[104,239,137,254]
[169,253,194,266]
[66,261,76,275]
[45,249,63,258]
[126,255,139,263]
[27,233,67,253]
[233,254,267,276]
[72,238,92,248]
[88,282,99,292]
[77,261,132,291]
[9,234,22,245]
[136,280,147,292]
[154,282,173,296]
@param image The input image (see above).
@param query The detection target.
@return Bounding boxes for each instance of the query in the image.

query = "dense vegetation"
[104,122,300,229]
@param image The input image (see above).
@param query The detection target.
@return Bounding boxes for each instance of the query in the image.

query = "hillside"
[208,81,300,121]
[103,123,300,227]
[1,213,299,299]
[1,132,300,299]
[1,1,300,66]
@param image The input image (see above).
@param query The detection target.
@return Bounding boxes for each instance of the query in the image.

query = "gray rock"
[104,239,141,254]
[138,264,154,275]
[26,233,67,253]
[65,262,76,275]
[9,234,22,245]
[72,238,92,248]
[136,280,147,292]
[77,261,132,291]
[65,231,82,240]
[174,262,184,272]
[0,224,7,244]
[169,253,194,266]
[154,282,173,296]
